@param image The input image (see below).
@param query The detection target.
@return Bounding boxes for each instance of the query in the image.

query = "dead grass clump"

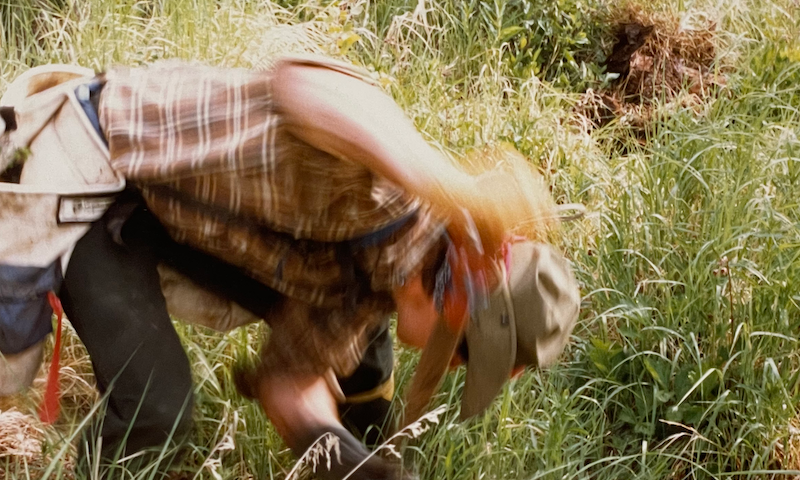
[578,6,728,135]
[774,412,800,474]
[0,408,44,461]
[0,408,75,478]
[612,6,725,104]
[0,323,92,478]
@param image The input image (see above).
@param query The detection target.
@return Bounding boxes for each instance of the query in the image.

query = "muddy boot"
[295,425,416,480]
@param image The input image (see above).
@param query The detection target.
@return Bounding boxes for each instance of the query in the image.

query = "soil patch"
[578,6,727,135]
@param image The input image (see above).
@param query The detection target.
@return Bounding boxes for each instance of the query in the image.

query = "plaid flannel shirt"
[98,57,446,376]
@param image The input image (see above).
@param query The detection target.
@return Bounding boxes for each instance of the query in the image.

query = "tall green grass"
[2,0,800,478]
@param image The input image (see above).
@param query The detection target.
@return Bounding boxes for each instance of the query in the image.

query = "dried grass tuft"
[0,407,78,477]
[612,5,725,104]
[774,414,800,473]
[577,5,728,136]
[0,408,43,461]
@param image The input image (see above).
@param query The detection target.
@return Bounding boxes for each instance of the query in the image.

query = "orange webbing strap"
[400,238,514,429]
[39,291,64,424]
[400,318,464,430]
[401,241,473,425]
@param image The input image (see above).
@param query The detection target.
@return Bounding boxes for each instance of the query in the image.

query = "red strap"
[39,291,63,424]
[442,236,516,334]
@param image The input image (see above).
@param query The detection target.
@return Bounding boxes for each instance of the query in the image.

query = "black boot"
[339,397,394,447]
[295,425,416,480]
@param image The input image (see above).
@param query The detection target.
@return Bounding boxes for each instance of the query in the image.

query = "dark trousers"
[60,208,194,464]
[61,201,394,465]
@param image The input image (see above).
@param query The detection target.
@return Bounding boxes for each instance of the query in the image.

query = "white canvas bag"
[0,65,125,395]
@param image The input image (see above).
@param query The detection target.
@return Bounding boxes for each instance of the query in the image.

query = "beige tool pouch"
[0,66,125,395]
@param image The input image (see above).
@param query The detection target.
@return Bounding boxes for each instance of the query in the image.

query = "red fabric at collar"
[441,236,515,335]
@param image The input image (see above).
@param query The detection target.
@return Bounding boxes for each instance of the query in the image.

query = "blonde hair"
[460,144,560,244]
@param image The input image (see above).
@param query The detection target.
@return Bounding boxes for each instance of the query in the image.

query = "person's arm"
[271,61,552,259]
[254,371,407,480]
[271,61,473,221]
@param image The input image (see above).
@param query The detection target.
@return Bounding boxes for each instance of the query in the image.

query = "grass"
[2,0,800,478]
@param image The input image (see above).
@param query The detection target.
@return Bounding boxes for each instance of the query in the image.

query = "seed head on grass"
[284,432,342,480]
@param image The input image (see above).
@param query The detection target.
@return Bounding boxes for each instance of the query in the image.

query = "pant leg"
[337,319,395,445]
[338,319,394,398]
[60,207,194,462]
[156,231,283,321]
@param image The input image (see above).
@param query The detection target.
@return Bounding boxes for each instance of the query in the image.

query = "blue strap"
[75,80,106,145]
[347,211,416,249]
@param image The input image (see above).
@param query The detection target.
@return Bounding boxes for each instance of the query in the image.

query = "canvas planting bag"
[0,65,125,394]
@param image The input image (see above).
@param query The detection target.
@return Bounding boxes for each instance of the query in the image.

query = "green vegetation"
[2,0,800,478]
